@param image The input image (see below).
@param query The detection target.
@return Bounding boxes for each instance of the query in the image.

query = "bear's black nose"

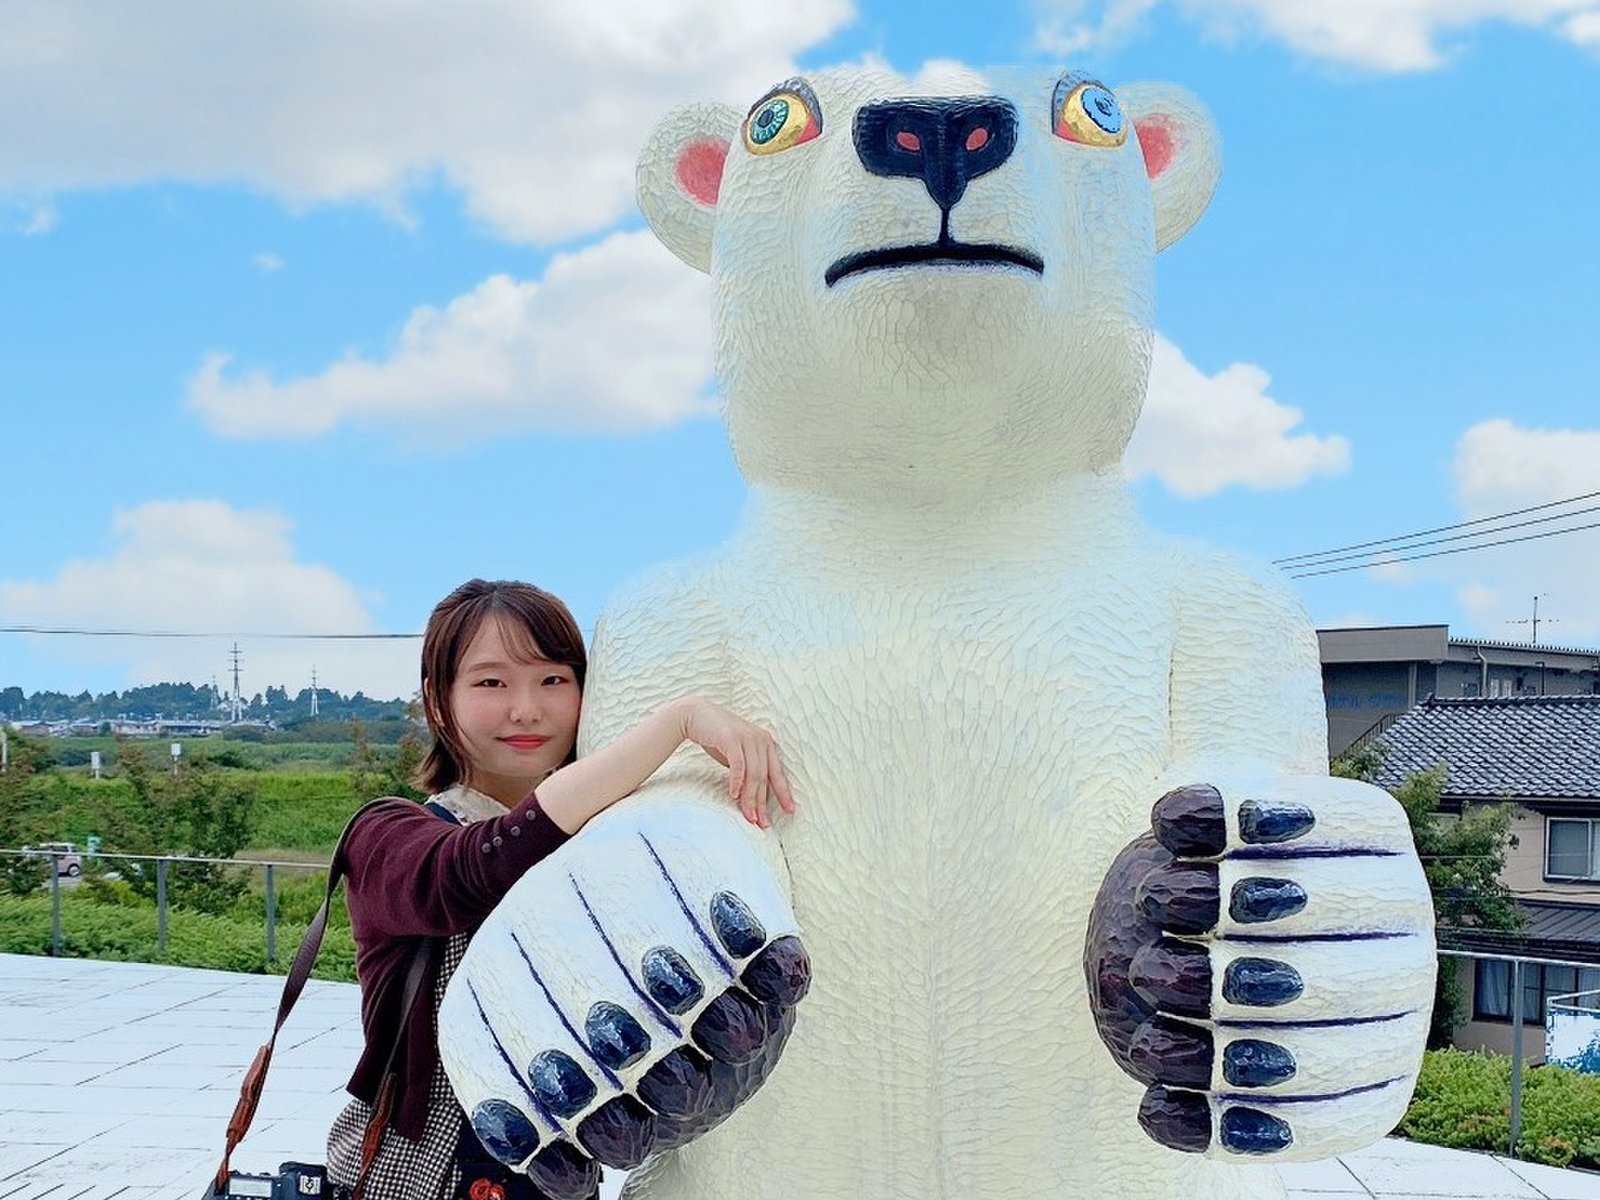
[853,97,1018,213]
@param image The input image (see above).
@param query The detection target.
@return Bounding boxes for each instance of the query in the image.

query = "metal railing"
[1439,947,1600,1158]
[1549,986,1600,1013]
[1341,711,1402,759]
[1,846,332,964]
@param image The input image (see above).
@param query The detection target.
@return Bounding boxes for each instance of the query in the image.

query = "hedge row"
[0,889,355,981]
[1400,1048,1600,1168]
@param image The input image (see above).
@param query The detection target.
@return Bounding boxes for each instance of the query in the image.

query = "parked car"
[25,841,83,877]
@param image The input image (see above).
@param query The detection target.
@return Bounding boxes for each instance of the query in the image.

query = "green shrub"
[0,889,354,981]
[229,866,349,930]
[249,773,363,852]
[1400,1048,1600,1169]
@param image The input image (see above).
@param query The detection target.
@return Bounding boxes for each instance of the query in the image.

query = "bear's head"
[638,64,1220,506]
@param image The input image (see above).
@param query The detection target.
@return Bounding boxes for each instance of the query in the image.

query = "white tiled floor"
[3,953,1600,1199]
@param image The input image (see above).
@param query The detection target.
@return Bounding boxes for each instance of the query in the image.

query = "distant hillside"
[0,681,408,726]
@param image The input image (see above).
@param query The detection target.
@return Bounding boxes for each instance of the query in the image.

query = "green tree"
[348,720,425,805]
[0,731,49,895]
[105,742,257,915]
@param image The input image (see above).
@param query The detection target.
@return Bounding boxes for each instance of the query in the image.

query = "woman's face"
[443,616,582,807]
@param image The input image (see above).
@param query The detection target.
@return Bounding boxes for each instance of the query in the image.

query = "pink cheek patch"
[1135,116,1176,180]
[676,138,730,208]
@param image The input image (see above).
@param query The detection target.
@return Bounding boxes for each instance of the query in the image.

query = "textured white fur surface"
[441,64,1434,1199]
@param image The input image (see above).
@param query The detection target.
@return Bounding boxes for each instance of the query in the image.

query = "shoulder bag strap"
[351,939,433,1200]
[209,797,430,1196]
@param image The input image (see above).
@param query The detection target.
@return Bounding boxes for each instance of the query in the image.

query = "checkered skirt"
[326,931,470,1200]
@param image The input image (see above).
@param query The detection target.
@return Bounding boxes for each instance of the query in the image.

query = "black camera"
[209,1162,335,1199]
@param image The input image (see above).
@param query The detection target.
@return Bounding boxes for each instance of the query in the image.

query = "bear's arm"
[576,565,794,888]
[578,564,737,755]
[1165,546,1329,782]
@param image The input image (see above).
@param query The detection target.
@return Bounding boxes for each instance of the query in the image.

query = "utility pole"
[229,643,244,723]
[310,666,319,718]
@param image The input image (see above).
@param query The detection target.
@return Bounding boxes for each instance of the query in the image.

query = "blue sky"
[2,0,1598,701]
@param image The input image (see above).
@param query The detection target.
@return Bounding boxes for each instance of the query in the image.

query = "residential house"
[1372,694,1600,1058]
[1320,625,1600,758]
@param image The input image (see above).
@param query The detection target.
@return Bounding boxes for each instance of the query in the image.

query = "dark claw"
[643,946,704,1014]
[1137,863,1220,934]
[636,1046,715,1117]
[1128,1017,1213,1088]
[1220,1106,1294,1154]
[469,1099,542,1166]
[1223,1039,1296,1087]
[1229,877,1307,924]
[1138,1085,1211,1153]
[654,1004,798,1150]
[525,1140,601,1200]
[586,1001,651,1071]
[741,935,811,1006]
[1238,801,1315,845]
[710,892,767,957]
[1129,938,1211,1018]
[1152,784,1226,858]
[1222,957,1303,1007]
[576,1094,657,1169]
[528,1049,596,1119]
[691,989,769,1064]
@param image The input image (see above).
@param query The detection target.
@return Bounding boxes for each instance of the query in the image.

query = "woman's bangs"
[489,608,557,667]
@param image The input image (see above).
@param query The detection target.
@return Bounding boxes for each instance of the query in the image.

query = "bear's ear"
[1117,84,1222,252]
[636,102,742,273]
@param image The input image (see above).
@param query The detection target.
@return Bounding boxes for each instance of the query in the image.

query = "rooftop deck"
[2,954,1597,1199]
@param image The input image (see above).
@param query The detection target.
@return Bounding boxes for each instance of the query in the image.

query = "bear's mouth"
[824,239,1044,288]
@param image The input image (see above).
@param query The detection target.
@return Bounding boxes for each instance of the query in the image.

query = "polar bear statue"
[437,63,1436,1200]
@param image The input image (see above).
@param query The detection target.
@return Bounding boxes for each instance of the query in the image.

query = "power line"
[0,626,420,639]
[1280,502,1600,572]
[1287,517,1600,579]
[1274,489,1600,567]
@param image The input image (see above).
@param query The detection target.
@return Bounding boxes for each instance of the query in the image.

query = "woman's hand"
[677,698,795,829]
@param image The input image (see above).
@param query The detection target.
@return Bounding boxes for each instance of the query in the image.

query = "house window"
[1546,818,1600,881]
[1474,961,1600,1023]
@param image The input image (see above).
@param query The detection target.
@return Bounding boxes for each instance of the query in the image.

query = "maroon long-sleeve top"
[337,792,571,1138]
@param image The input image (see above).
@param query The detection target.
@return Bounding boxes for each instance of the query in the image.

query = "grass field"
[13,769,365,855]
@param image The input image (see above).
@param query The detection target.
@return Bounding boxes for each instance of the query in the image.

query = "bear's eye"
[1052,73,1127,148]
[744,79,823,156]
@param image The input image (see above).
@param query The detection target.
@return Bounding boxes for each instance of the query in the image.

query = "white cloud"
[1367,558,1416,585]
[0,1,852,245]
[189,230,714,440]
[1123,333,1350,497]
[1035,0,1600,70]
[253,252,285,274]
[1447,419,1600,644]
[1569,9,1600,40]
[0,501,415,699]
[19,202,58,235]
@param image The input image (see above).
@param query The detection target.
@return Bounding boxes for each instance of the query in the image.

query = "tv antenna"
[1507,594,1560,645]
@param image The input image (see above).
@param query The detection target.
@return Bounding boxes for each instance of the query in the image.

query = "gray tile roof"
[1372,695,1600,800]
[1441,901,1600,956]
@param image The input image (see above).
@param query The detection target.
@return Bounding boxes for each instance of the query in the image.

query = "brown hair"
[415,579,587,795]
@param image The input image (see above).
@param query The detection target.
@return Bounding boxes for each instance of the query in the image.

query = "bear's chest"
[721,559,1176,877]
